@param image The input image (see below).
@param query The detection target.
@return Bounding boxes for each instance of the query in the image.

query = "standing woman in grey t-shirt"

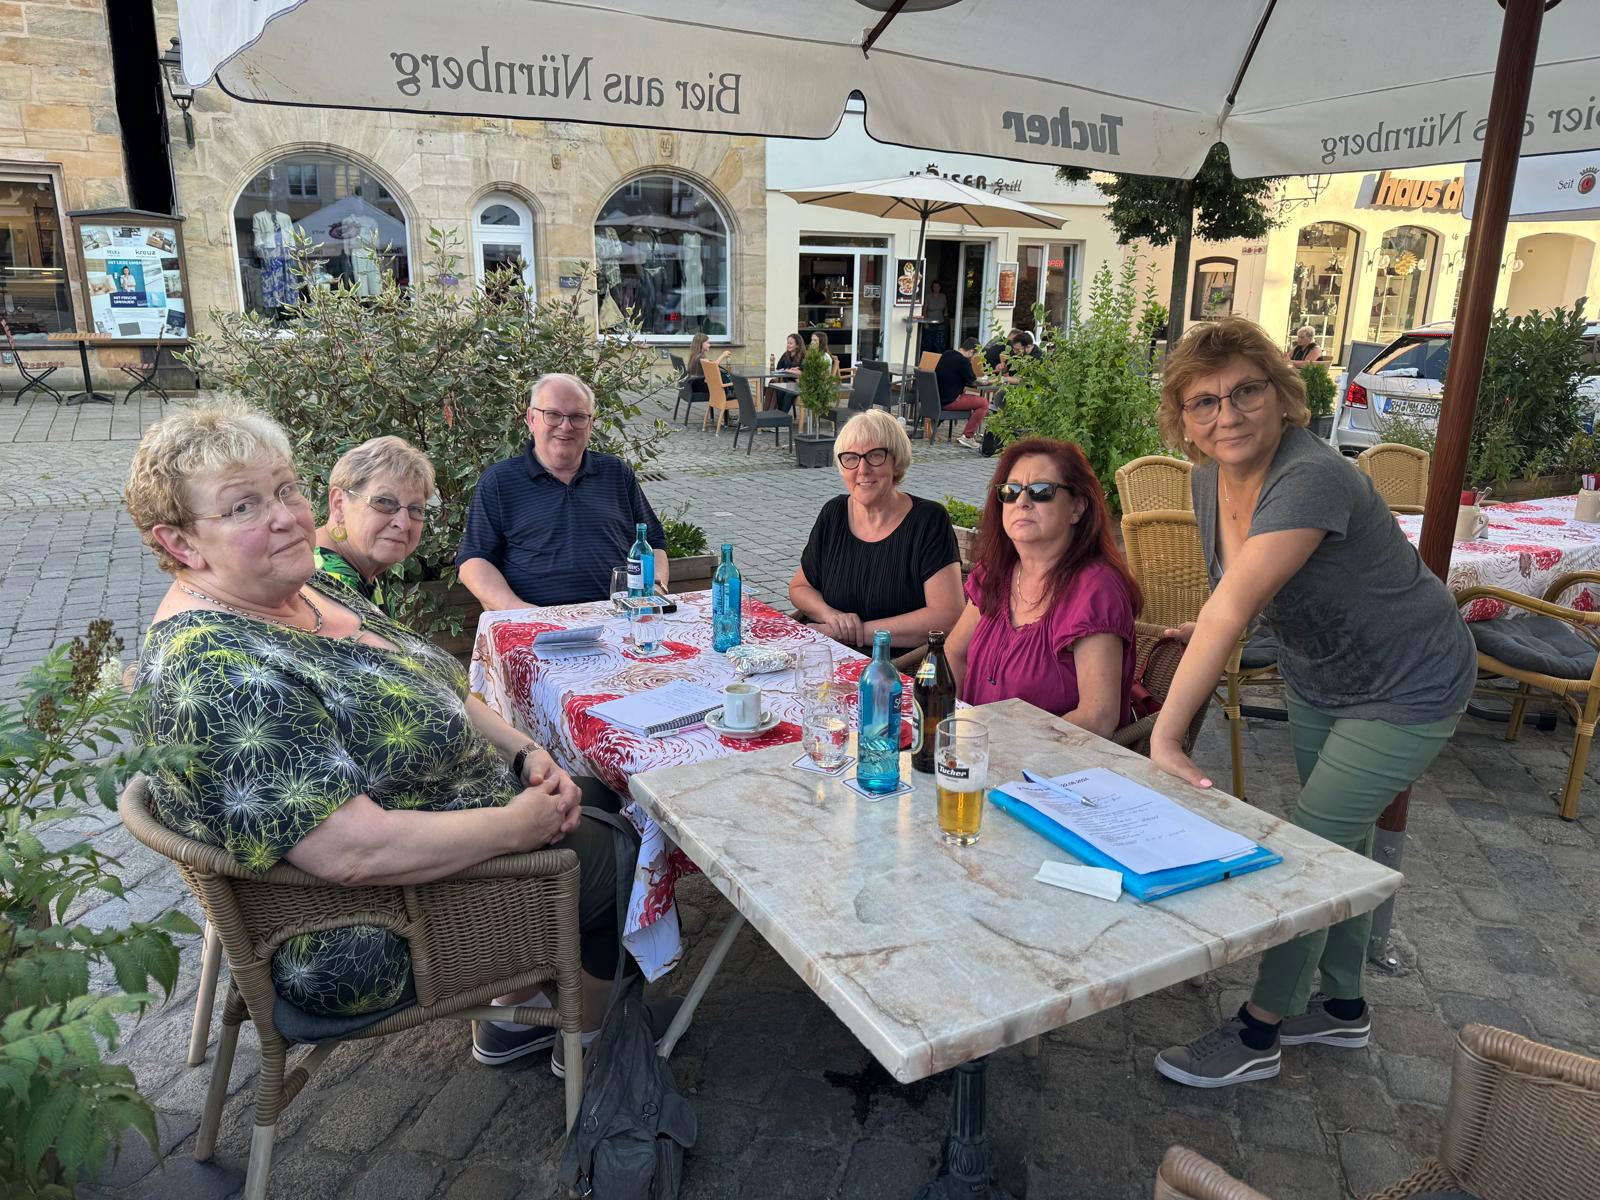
[1144,318,1475,1091]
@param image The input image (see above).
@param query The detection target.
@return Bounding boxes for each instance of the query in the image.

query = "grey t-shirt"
[1194,425,1475,724]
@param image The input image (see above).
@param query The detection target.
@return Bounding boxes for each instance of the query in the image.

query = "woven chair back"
[1120,510,1210,630]
[1356,442,1430,510]
[1115,455,1194,514]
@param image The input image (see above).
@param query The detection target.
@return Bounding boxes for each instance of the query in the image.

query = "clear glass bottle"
[627,522,653,598]
[857,630,902,793]
[712,543,742,652]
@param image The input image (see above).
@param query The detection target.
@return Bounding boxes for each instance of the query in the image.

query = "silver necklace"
[177,581,324,634]
[1220,474,1259,524]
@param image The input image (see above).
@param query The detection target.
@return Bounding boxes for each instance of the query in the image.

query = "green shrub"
[1,622,198,1197]
[660,503,709,558]
[1298,362,1336,418]
[188,228,664,636]
[943,495,982,529]
[987,257,1163,511]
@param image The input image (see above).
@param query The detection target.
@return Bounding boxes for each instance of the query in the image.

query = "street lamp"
[157,36,195,149]
[1273,173,1331,218]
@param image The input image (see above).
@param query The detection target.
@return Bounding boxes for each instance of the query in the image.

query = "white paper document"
[589,680,723,737]
[1034,860,1122,901]
[534,623,606,647]
[1000,767,1255,876]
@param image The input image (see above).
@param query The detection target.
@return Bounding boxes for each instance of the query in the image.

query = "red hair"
[974,437,1142,619]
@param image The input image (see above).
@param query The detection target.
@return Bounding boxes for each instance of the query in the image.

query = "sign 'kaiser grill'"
[1366,171,1465,213]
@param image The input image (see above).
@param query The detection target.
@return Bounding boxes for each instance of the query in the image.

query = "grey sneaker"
[472,1019,557,1066]
[1279,993,1370,1048]
[1154,1018,1280,1089]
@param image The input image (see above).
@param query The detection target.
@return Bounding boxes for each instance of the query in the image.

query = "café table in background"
[45,330,117,405]
[630,698,1402,1197]
[1395,493,1600,620]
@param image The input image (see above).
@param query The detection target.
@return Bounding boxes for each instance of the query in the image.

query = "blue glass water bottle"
[856,630,902,793]
[627,522,653,598]
[712,543,742,652]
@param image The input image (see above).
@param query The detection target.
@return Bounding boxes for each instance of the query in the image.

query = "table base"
[66,391,115,406]
[912,1057,1014,1200]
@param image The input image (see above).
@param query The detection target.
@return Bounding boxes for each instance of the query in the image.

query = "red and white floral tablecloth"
[468,591,912,979]
[1394,494,1600,621]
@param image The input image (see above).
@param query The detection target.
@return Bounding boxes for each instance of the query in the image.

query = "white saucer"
[705,707,781,738]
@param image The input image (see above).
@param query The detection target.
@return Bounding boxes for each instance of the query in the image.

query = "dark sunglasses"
[996,481,1069,504]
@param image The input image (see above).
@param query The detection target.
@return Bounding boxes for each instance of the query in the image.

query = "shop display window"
[232,153,410,320]
[1014,242,1079,334]
[1191,257,1237,321]
[595,174,729,339]
[1287,222,1360,364]
[0,175,73,335]
[1366,226,1437,344]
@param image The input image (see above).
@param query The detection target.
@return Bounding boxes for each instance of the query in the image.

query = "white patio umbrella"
[782,174,1066,387]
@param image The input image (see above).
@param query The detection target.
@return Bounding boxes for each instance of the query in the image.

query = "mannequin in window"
[596,224,625,316]
[347,213,383,298]
[251,169,296,316]
[680,229,706,325]
[638,228,668,333]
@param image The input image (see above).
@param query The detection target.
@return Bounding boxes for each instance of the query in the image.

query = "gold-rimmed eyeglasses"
[192,479,316,527]
[1180,378,1273,426]
[345,488,428,522]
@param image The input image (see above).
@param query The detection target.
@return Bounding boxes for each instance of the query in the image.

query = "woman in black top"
[1288,325,1322,363]
[789,409,963,652]
[768,332,807,411]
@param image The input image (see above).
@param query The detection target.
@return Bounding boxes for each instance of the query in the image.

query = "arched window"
[1190,257,1237,321]
[232,152,409,319]
[1286,221,1360,364]
[595,174,730,339]
[1366,226,1438,343]
[473,194,536,298]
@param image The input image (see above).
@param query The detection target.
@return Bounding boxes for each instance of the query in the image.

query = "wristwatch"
[511,742,540,783]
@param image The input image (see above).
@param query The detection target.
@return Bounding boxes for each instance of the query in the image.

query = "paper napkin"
[1034,860,1122,902]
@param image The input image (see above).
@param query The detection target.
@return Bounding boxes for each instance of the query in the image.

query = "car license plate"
[1381,397,1441,419]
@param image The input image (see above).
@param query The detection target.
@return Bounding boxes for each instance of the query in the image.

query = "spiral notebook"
[589,680,723,738]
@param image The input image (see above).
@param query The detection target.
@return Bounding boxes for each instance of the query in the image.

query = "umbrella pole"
[1368,0,1547,966]
[899,210,931,421]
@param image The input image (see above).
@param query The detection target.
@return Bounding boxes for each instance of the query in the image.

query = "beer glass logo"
[936,761,970,782]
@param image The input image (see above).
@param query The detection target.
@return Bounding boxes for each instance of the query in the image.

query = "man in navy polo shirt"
[457,373,666,610]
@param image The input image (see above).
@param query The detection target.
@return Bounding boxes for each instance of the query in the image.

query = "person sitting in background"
[789,408,963,653]
[768,331,807,412]
[457,373,666,610]
[945,438,1138,736]
[1288,325,1322,364]
[125,401,655,1072]
[686,331,732,402]
[313,435,434,615]
[983,330,1019,373]
[809,331,842,378]
[933,337,989,449]
[1003,329,1043,376]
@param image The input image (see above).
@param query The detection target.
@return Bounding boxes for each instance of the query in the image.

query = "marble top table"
[629,697,1403,1085]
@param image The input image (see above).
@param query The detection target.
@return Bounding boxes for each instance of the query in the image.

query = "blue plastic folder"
[988,772,1282,901]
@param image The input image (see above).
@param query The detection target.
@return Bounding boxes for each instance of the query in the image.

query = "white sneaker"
[956,436,979,449]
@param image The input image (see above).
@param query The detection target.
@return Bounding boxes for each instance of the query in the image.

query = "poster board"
[68,208,190,340]
[894,258,924,307]
[997,261,1019,307]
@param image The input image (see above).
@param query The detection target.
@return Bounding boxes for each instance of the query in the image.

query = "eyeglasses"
[1180,378,1273,425]
[837,447,890,469]
[996,481,1069,504]
[193,479,316,527]
[346,488,428,522]
[531,407,594,429]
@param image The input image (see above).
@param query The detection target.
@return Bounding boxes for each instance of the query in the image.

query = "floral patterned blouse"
[138,573,518,1017]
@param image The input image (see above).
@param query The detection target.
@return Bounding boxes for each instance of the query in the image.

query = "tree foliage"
[797,346,837,430]
[1060,144,1280,343]
[188,228,665,634]
[1,622,198,1197]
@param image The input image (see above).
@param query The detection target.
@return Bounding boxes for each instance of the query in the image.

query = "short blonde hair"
[329,435,436,498]
[125,401,295,573]
[834,408,913,484]
[1158,318,1310,464]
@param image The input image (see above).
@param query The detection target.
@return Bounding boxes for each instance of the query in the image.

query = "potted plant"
[794,346,838,469]
[1299,361,1336,439]
[944,494,983,572]
[1,622,199,1196]
[662,503,716,593]
[188,230,664,657]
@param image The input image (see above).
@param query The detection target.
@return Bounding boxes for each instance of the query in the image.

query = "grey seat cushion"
[273,976,417,1045]
[1240,627,1279,671]
[1469,614,1598,679]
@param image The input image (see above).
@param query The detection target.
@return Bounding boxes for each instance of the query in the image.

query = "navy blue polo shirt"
[455,442,665,607]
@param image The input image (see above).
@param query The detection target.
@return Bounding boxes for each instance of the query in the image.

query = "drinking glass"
[793,644,833,704]
[610,566,630,614]
[802,695,850,770]
[629,602,664,655]
[935,717,989,846]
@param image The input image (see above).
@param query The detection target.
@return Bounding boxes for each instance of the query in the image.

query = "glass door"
[798,237,889,370]
[1014,242,1079,335]
[954,242,990,346]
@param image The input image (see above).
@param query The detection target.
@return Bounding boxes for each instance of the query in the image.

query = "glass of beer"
[935,717,989,845]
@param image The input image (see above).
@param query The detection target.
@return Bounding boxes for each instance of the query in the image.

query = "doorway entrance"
[922,239,991,354]
[798,235,890,371]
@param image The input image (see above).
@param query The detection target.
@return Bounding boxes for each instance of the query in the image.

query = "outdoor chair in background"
[119,776,586,1200]
[668,354,705,426]
[828,366,883,430]
[1110,621,1208,757]
[918,350,941,372]
[1456,570,1600,820]
[701,366,738,434]
[1115,454,1193,514]
[1120,509,1279,798]
[1356,442,1431,514]
[2,318,65,405]
[728,374,793,454]
[119,334,172,404]
[914,368,963,442]
[1154,1023,1600,1200]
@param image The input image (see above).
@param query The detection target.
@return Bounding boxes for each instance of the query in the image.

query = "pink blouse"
[961,560,1136,723]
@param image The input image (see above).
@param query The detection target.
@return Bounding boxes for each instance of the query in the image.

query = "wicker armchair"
[1455,570,1600,821]
[120,777,585,1200]
[1114,455,1193,514]
[1119,510,1279,798]
[1154,1023,1600,1200]
[1356,442,1430,514]
[1110,622,1208,756]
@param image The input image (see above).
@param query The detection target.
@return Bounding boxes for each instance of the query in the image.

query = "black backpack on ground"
[561,809,697,1198]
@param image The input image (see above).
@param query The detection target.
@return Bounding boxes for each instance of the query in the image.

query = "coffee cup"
[1577,489,1600,523]
[1453,504,1486,542]
[722,681,762,730]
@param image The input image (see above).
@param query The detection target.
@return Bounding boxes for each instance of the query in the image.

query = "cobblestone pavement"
[2,394,1597,1200]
